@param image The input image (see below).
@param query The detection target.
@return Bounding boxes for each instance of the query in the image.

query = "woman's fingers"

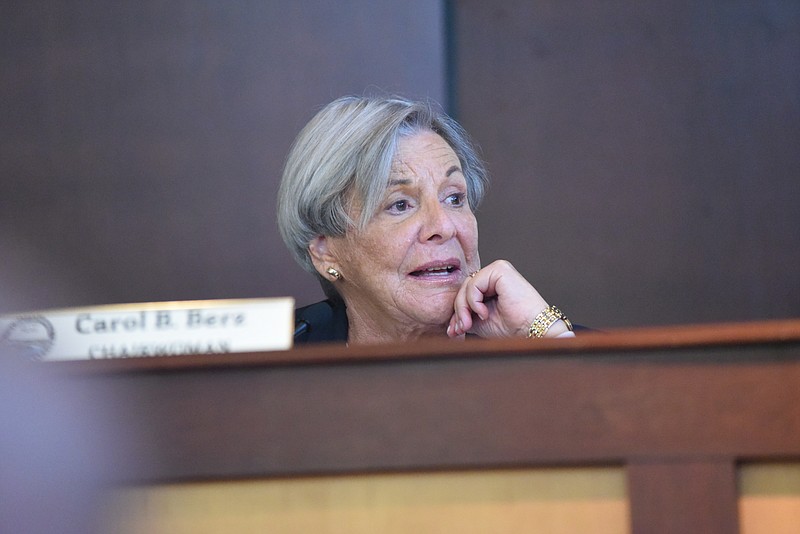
[464,275,491,321]
[449,259,551,338]
[448,267,494,336]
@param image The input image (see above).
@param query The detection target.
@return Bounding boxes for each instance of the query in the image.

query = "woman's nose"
[419,201,456,243]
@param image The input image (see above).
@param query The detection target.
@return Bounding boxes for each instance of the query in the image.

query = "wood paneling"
[56,319,800,533]
[0,0,446,314]
[628,460,738,534]
[453,0,800,328]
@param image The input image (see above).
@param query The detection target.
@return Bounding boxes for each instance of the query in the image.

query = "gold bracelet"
[527,305,573,338]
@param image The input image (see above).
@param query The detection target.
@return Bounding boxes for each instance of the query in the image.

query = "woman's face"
[322,130,481,338]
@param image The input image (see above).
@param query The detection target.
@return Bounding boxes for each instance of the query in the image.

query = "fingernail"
[446,324,452,336]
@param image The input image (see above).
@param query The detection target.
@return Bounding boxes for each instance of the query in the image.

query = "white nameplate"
[0,298,294,361]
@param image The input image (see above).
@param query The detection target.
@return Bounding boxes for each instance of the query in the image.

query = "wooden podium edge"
[53,317,800,375]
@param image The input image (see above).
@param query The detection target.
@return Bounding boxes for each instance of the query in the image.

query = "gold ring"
[469,270,480,278]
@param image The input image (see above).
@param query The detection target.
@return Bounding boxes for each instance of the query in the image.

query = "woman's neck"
[344,303,461,345]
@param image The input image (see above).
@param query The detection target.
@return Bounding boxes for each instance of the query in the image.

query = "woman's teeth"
[413,266,454,276]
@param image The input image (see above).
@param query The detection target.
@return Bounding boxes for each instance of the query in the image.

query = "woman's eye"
[389,199,409,212]
[446,193,465,206]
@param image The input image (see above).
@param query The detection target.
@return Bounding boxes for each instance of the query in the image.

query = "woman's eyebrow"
[388,166,461,187]
[446,165,462,177]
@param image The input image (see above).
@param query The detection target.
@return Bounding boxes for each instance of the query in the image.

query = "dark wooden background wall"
[454,1,800,327]
[2,0,798,328]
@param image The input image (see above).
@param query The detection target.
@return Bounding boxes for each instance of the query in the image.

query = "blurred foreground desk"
[65,320,800,533]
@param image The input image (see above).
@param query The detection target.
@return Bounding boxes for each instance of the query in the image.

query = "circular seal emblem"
[1,316,56,361]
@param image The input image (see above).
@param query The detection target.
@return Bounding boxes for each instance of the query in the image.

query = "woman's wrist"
[526,306,573,339]
[546,319,571,337]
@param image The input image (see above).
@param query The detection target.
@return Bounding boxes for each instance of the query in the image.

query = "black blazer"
[293,299,349,344]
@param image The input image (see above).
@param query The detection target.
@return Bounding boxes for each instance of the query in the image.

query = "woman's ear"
[308,236,339,279]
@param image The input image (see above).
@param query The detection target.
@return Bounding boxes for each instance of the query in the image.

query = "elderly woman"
[279,95,574,345]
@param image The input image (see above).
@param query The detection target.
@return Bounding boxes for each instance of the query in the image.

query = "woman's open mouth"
[410,265,456,277]
[408,259,461,279]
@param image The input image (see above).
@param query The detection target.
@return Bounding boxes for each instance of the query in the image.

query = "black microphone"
[293,301,334,340]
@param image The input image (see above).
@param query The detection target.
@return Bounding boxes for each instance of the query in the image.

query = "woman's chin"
[405,300,456,329]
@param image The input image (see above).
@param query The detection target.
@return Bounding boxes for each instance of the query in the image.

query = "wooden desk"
[61,319,800,533]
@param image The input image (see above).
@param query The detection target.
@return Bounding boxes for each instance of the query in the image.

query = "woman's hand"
[447,260,568,339]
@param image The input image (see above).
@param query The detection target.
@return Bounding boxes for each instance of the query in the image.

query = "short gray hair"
[278,95,489,280]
